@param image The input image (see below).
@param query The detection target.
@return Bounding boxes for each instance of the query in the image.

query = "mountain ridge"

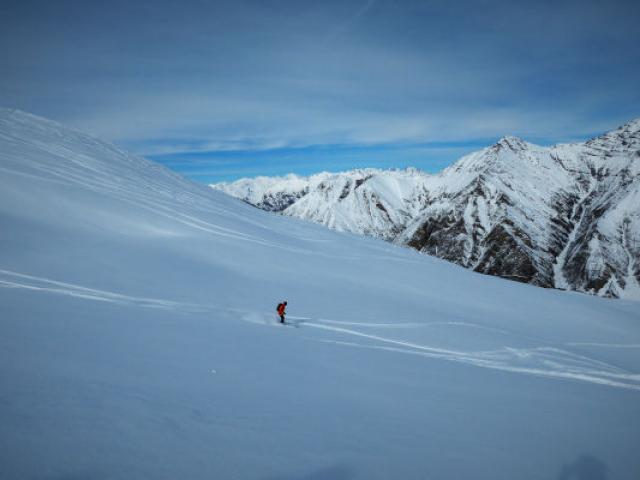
[213,120,640,299]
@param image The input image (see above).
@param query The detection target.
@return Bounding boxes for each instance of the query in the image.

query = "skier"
[277,301,287,324]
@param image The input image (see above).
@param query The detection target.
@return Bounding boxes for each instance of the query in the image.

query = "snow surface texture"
[1,109,640,479]
[214,123,640,299]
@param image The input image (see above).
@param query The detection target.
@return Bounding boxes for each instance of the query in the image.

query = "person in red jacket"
[277,301,287,324]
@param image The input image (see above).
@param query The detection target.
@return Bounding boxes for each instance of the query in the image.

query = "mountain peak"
[600,118,640,138]
[494,135,529,152]
[619,117,640,132]
[586,117,640,151]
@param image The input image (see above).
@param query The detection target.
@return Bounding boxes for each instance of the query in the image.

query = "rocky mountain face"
[212,120,640,299]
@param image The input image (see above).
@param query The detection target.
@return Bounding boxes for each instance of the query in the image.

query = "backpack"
[276,303,283,312]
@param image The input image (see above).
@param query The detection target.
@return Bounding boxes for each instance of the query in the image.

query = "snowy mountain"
[213,121,640,299]
[2,109,640,479]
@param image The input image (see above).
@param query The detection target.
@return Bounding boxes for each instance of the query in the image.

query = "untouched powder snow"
[1,109,640,479]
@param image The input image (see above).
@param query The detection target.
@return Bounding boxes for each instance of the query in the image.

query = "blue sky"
[2,0,639,183]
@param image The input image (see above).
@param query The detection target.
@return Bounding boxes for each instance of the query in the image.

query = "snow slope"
[1,109,640,479]
[214,123,640,299]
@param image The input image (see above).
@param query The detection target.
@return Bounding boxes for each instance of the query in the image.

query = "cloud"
[323,0,377,44]
[1,0,639,179]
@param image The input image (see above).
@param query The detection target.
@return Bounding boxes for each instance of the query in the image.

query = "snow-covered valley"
[214,122,640,300]
[1,109,640,479]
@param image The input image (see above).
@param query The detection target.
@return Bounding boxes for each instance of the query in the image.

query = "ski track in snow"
[269,316,640,392]
[304,323,640,392]
[289,316,426,328]
[0,269,210,312]
[3,268,639,392]
[313,338,640,392]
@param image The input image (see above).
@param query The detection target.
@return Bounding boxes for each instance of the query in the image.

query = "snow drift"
[1,109,640,479]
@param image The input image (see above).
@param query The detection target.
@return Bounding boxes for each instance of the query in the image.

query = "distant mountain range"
[212,120,640,299]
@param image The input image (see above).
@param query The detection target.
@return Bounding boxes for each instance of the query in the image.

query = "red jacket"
[277,303,286,315]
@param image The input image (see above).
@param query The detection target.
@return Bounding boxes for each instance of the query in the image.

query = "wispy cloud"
[2,0,639,181]
[323,0,377,45]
